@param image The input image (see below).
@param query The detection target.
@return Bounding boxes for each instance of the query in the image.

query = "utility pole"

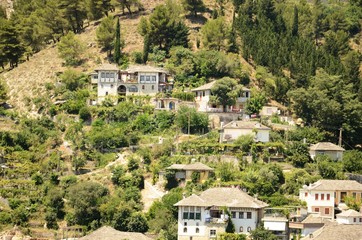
[338,127,343,147]
[188,111,191,135]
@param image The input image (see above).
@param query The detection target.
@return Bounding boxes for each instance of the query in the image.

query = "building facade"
[191,81,250,112]
[174,187,268,240]
[309,142,345,161]
[299,180,362,218]
[91,64,172,104]
[220,121,271,143]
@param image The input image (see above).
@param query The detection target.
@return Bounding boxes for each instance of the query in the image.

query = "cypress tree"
[113,17,121,64]
[291,5,298,37]
[142,34,150,63]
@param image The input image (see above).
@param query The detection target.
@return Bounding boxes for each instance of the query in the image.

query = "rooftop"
[301,222,362,240]
[310,142,345,151]
[166,162,214,171]
[302,214,330,224]
[79,226,151,240]
[174,187,268,209]
[222,121,271,130]
[191,80,250,92]
[336,209,362,218]
[302,180,362,191]
[125,64,167,73]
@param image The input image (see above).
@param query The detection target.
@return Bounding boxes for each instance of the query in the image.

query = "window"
[360,218,362,222]
[142,85,145,90]
[315,208,319,212]
[239,212,244,219]
[247,212,252,219]
[231,211,236,218]
[341,192,347,202]
[106,72,110,78]
[189,206,195,219]
[183,206,201,220]
[305,192,308,197]
[315,194,319,200]
[354,218,357,223]
[110,84,114,88]
[247,227,251,232]
[101,72,105,78]
[146,76,150,83]
[325,208,329,215]
[327,194,330,200]
[353,192,357,198]
[195,207,201,220]
[105,92,108,96]
[203,91,205,97]
[129,85,138,92]
[152,85,154,90]
[109,72,115,78]
[151,76,156,83]
[245,92,249,98]
[93,75,98,79]
[321,194,324,200]
[184,222,187,226]
[183,227,187,233]
[239,227,243,233]
[196,228,199,233]
[140,76,145,82]
[210,230,216,237]
[183,207,189,219]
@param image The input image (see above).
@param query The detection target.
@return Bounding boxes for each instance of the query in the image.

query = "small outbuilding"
[309,142,345,161]
[166,162,214,183]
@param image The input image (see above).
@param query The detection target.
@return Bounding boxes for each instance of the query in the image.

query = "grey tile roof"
[336,209,362,218]
[79,226,151,240]
[126,64,167,73]
[310,142,345,151]
[222,120,270,130]
[166,162,214,171]
[302,180,362,191]
[174,187,268,209]
[191,81,250,92]
[301,222,362,240]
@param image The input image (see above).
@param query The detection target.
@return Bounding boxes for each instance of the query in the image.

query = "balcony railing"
[205,217,228,224]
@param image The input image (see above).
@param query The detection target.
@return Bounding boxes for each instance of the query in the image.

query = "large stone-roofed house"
[91,64,172,103]
[220,120,271,143]
[309,142,345,161]
[166,162,214,183]
[174,187,268,239]
[299,180,362,218]
[191,81,250,112]
[300,221,362,240]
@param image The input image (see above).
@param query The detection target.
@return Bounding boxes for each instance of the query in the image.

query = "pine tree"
[182,0,205,16]
[113,17,121,64]
[291,5,298,37]
[0,19,24,68]
[96,16,115,57]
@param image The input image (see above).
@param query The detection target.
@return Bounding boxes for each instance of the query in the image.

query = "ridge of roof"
[303,180,362,191]
[310,142,345,151]
[222,120,271,130]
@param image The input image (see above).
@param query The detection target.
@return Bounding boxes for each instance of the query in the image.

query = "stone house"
[219,120,271,143]
[309,142,345,161]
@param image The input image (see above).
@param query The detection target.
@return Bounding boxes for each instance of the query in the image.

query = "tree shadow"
[186,14,208,25]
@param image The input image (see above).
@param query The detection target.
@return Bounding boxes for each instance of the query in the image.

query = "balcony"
[205,217,228,225]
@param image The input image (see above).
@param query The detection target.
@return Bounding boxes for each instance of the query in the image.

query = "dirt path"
[141,179,166,212]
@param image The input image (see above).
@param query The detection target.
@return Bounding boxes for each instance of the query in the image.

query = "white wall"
[256,129,269,142]
[223,128,254,142]
[264,221,287,231]
[299,190,335,213]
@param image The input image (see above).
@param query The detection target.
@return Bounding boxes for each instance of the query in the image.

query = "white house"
[309,142,345,161]
[336,209,362,224]
[91,64,172,104]
[174,187,268,240]
[259,106,279,117]
[220,121,271,143]
[191,81,250,112]
[299,180,362,218]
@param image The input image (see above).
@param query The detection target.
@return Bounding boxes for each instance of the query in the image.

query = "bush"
[132,52,143,64]
[79,107,91,122]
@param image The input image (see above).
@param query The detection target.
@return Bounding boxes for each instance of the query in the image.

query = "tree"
[0,19,24,68]
[181,0,205,16]
[0,79,8,104]
[201,17,230,51]
[250,226,278,240]
[175,106,208,134]
[245,93,267,115]
[343,150,362,174]
[96,16,115,57]
[145,4,189,53]
[291,5,298,36]
[127,212,149,232]
[59,0,87,33]
[58,32,85,66]
[210,78,240,112]
[113,17,121,64]
[87,0,111,20]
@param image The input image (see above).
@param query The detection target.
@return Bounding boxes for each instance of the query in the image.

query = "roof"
[302,180,362,191]
[125,64,167,73]
[310,142,345,151]
[336,209,362,218]
[302,214,329,224]
[301,222,362,240]
[79,226,151,240]
[174,187,268,209]
[167,162,213,171]
[191,80,250,92]
[94,63,119,71]
[222,121,271,130]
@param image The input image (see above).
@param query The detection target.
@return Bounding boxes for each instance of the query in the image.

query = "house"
[191,81,251,112]
[259,106,279,117]
[336,209,362,224]
[299,180,362,218]
[154,97,195,111]
[79,226,151,240]
[300,221,362,240]
[262,215,289,240]
[91,64,172,103]
[174,187,268,239]
[220,120,271,143]
[309,142,345,161]
[166,162,214,183]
